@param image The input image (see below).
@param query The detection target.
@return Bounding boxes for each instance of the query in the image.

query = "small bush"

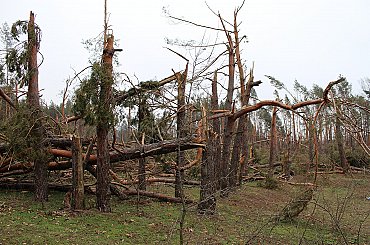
[259,176,279,189]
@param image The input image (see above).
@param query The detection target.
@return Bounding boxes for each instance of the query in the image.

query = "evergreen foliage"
[73,63,115,127]
[0,102,50,163]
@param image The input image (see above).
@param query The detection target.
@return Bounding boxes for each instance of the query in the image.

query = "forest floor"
[0,173,369,245]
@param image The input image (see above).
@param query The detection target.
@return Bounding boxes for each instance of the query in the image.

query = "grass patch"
[0,174,369,244]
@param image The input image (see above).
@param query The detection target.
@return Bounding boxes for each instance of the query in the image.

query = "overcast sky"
[1,0,369,104]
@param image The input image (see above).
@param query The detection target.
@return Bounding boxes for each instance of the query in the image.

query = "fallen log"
[0,179,193,204]
[0,169,32,178]
[158,173,175,177]
[110,184,193,204]
[49,136,205,164]
[252,163,281,168]
[0,181,91,193]
[279,180,316,187]
[0,162,33,172]
[115,177,200,186]
[45,137,91,149]
[243,176,266,182]
[350,166,370,174]
[308,170,344,175]
[0,138,89,154]
[0,161,73,173]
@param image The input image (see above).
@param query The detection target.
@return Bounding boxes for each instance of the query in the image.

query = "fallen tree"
[0,136,205,174]
[49,136,205,163]
[113,177,200,186]
[0,180,192,204]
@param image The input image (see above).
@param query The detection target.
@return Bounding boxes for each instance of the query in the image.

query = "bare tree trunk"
[27,12,40,107]
[220,118,234,196]
[211,72,222,191]
[175,68,187,198]
[229,118,242,188]
[72,136,84,210]
[138,99,146,191]
[198,145,216,214]
[307,119,314,169]
[292,113,297,145]
[138,157,146,190]
[229,18,245,189]
[220,24,235,197]
[198,104,216,214]
[335,115,349,173]
[96,35,114,212]
[27,11,48,202]
[230,64,256,188]
[268,106,278,178]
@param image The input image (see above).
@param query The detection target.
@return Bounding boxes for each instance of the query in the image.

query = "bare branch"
[0,87,16,109]
[167,14,232,33]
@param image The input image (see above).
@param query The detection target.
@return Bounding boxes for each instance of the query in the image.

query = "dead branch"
[0,87,16,109]
[166,13,231,33]
[208,78,345,121]
[66,116,82,123]
[115,73,180,105]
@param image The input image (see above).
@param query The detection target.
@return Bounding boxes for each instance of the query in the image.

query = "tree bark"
[96,35,114,212]
[0,87,15,109]
[138,99,146,191]
[210,71,222,191]
[220,34,235,197]
[229,13,247,189]
[175,68,187,198]
[268,107,278,178]
[27,11,48,202]
[198,144,216,214]
[307,119,314,169]
[230,65,258,188]
[138,157,146,190]
[71,136,84,210]
[27,12,40,107]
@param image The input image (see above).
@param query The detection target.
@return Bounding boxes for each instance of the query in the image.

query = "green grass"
[0,174,369,244]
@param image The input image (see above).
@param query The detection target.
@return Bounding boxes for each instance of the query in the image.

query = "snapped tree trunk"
[229,14,247,189]
[27,11,48,202]
[211,71,222,191]
[96,35,114,212]
[220,29,235,197]
[138,98,146,191]
[230,64,257,188]
[71,136,84,210]
[198,103,216,214]
[175,68,187,198]
[198,146,216,214]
